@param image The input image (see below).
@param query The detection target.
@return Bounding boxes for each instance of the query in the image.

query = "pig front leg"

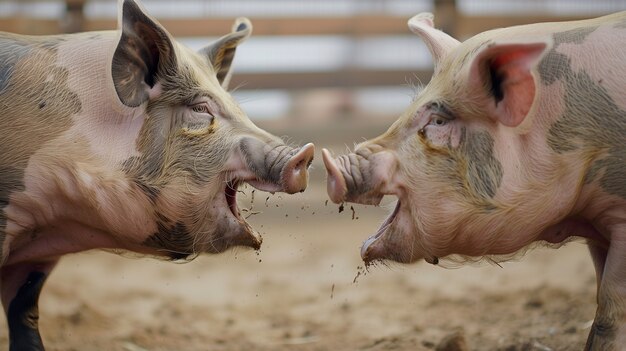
[1,259,59,351]
[587,241,607,297]
[585,234,626,351]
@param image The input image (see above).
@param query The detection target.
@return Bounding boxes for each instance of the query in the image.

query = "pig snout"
[322,147,396,205]
[282,143,315,194]
[239,138,314,194]
[323,147,422,265]
[322,149,349,203]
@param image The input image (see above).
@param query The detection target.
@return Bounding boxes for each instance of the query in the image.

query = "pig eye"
[184,103,216,132]
[191,103,213,116]
[429,114,449,126]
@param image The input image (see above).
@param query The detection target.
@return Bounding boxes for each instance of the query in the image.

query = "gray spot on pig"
[460,130,503,199]
[0,38,31,93]
[421,126,502,210]
[133,179,160,202]
[553,27,597,45]
[544,28,626,200]
[122,108,225,196]
[121,111,169,183]
[143,215,194,260]
[0,35,82,259]
[538,27,597,85]
[559,71,626,198]
[537,50,570,85]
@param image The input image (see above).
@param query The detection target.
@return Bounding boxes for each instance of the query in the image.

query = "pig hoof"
[7,272,47,351]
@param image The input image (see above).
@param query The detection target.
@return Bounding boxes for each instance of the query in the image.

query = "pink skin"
[324,12,626,349]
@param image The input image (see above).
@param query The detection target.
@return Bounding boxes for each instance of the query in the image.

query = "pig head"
[324,12,626,350]
[0,0,313,349]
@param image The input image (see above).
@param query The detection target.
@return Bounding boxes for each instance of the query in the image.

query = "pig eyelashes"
[428,113,452,126]
[182,104,216,132]
[190,103,214,116]
[416,102,455,132]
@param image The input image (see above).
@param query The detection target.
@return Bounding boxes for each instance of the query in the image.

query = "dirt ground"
[0,120,597,350]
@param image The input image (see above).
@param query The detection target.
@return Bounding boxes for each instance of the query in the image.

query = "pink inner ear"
[494,52,537,127]
[478,43,547,127]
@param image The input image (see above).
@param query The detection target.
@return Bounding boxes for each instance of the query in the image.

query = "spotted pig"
[323,12,626,350]
[0,0,314,349]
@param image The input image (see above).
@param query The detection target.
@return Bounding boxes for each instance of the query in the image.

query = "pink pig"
[0,0,314,349]
[323,12,626,350]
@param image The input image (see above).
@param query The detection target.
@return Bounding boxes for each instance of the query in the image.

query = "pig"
[0,0,314,349]
[323,12,626,350]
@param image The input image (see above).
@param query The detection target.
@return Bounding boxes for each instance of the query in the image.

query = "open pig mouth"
[219,141,314,251]
[361,199,401,262]
[225,179,243,220]
[220,178,263,251]
[224,176,285,221]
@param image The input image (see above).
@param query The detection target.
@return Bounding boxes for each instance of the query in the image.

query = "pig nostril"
[281,143,314,194]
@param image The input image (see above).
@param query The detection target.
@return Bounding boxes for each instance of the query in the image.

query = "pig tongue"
[360,200,401,261]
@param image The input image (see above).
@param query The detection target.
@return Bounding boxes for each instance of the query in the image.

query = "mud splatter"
[353,265,367,284]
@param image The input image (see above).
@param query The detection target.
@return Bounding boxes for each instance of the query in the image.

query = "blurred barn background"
[1,1,626,350]
[2,0,624,127]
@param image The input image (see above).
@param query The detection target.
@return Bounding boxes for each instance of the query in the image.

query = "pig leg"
[585,235,626,351]
[587,241,607,296]
[1,259,59,351]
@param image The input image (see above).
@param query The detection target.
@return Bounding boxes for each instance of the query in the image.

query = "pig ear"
[199,17,252,89]
[408,13,460,72]
[469,42,548,127]
[112,0,176,107]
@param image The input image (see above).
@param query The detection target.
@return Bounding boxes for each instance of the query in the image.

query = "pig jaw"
[359,200,430,264]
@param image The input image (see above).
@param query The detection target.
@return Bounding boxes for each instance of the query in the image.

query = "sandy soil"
[0,120,597,350]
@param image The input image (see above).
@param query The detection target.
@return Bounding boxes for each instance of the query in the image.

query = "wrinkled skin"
[0,0,313,349]
[324,12,626,350]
